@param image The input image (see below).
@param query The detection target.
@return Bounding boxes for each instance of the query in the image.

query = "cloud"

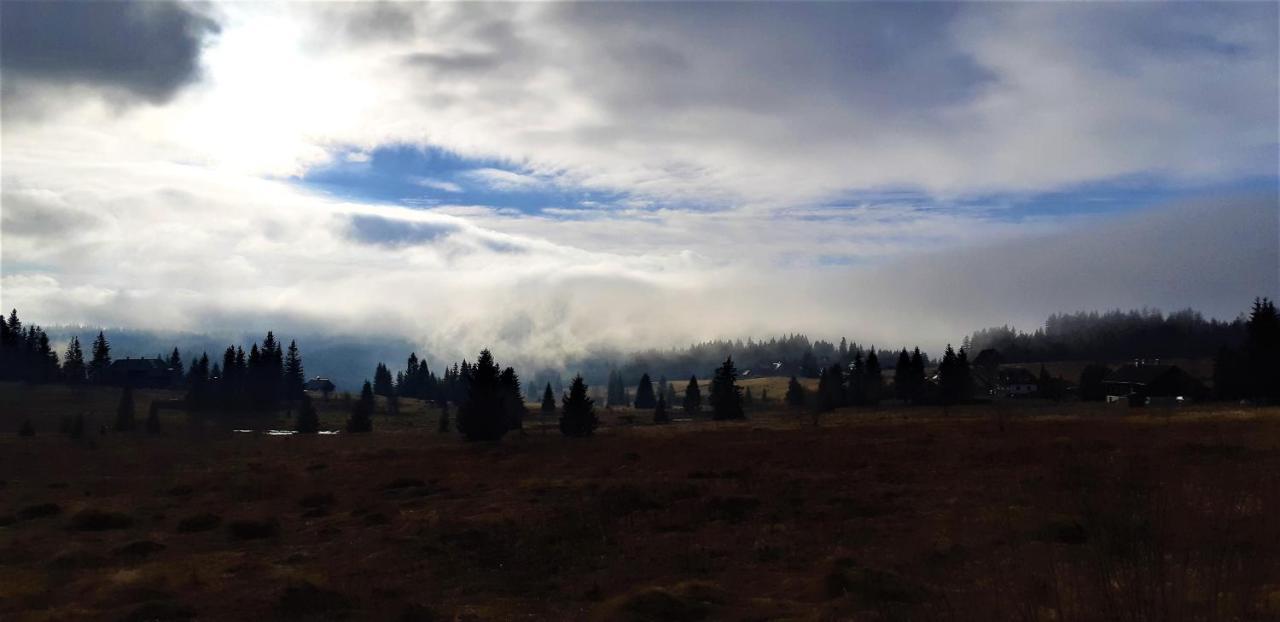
[346,214,458,247]
[0,0,220,107]
[0,2,1275,370]
[462,168,547,192]
[410,177,463,193]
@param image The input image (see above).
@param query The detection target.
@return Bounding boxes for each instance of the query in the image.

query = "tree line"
[967,307,1246,363]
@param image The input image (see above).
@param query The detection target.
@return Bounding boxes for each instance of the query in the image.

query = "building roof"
[1107,364,1181,385]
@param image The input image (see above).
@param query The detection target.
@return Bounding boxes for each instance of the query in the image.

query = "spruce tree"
[653,393,669,424]
[145,407,162,434]
[541,383,557,415]
[114,385,136,432]
[499,366,526,433]
[283,340,305,400]
[709,357,745,420]
[633,373,657,409]
[938,345,959,406]
[373,363,394,397]
[559,375,598,437]
[864,350,883,405]
[167,348,184,385]
[346,381,374,433]
[1246,297,1280,400]
[785,375,806,408]
[437,400,451,433]
[908,348,926,403]
[682,375,702,415]
[63,336,86,384]
[457,350,508,441]
[296,393,319,433]
[894,349,911,402]
[90,331,111,383]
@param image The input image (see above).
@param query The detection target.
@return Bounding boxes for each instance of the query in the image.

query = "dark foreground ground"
[2,385,1279,621]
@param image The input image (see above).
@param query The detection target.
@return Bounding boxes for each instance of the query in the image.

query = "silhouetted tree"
[283,340,305,401]
[633,373,657,409]
[167,347,184,387]
[373,363,394,397]
[938,345,964,406]
[499,366,526,433]
[1246,297,1280,400]
[653,394,669,424]
[438,401,451,433]
[296,393,319,433]
[662,376,678,408]
[1078,364,1111,402]
[818,364,843,412]
[894,349,911,401]
[62,336,86,385]
[114,385,136,432]
[710,357,745,420]
[347,381,374,433]
[560,375,598,437]
[1213,346,1245,401]
[90,331,111,383]
[786,376,806,408]
[457,350,509,441]
[145,407,162,434]
[541,383,557,415]
[800,350,820,378]
[864,350,883,405]
[682,375,702,415]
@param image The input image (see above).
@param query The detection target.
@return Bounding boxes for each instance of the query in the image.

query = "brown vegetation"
[2,382,1279,620]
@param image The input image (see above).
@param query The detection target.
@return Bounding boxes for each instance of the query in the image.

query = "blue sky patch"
[297,144,631,215]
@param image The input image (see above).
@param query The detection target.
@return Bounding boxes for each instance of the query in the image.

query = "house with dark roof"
[304,376,336,394]
[1102,364,1205,402]
[105,357,174,388]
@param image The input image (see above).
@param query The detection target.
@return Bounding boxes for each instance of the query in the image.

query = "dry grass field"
[2,382,1279,621]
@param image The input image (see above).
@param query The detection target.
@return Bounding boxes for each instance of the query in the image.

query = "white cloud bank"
[1,1,1276,365]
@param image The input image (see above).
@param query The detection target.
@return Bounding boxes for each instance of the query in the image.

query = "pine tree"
[437,401,451,433]
[90,331,111,383]
[785,375,806,408]
[1246,297,1280,400]
[908,348,926,403]
[541,383,556,415]
[284,340,305,400]
[653,393,669,424]
[457,350,509,441]
[894,349,911,402]
[145,407,162,434]
[633,373,657,409]
[167,348,184,386]
[938,345,960,406]
[346,381,374,433]
[63,336,86,384]
[373,363,394,397]
[817,364,842,412]
[559,375,598,437]
[114,385,136,432]
[864,350,883,406]
[296,393,320,433]
[682,375,702,415]
[710,357,744,420]
[499,366,526,433]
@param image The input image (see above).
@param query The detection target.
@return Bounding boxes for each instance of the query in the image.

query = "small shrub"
[69,509,134,531]
[113,540,167,560]
[175,513,222,533]
[276,582,352,618]
[228,517,281,540]
[16,502,61,520]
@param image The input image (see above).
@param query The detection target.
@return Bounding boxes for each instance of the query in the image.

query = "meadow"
[2,382,1279,621]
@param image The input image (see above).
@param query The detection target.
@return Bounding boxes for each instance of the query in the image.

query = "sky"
[1,1,1277,368]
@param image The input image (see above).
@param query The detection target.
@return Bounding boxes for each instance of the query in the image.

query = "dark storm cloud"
[0,0,219,104]
[346,214,457,247]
